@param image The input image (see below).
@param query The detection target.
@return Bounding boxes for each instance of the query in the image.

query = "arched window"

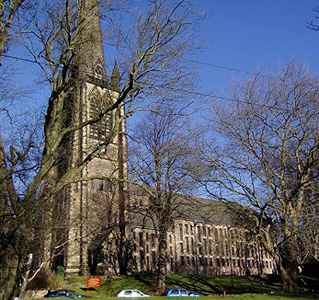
[89,88,113,140]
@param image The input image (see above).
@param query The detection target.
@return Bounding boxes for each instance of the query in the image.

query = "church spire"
[111,61,120,92]
[76,0,108,86]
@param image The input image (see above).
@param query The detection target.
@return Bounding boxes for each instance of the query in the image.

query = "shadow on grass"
[165,275,222,295]
[133,274,155,288]
[165,274,282,295]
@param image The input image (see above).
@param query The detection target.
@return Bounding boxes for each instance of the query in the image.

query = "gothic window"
[179,224,183,240]
[89,88,113,141]
[180,242,184,254]
[99,179,104,191]
[186,237,190,254]
[146,256,150,270]
[94,65,104,77]
[204,239,207,255]
[191,237,194,254]
[214,228,218,242]
[140,250,144,269]
[93,59,105,78]
[236,242,240,256]
[139,232,143,246]
[199,257,203,266]
[106,180,113,193]
[151,233,155,246]
[197,226,201,241]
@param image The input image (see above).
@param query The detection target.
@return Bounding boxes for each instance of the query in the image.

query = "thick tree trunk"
[279,240,299,294]
[280,265,298,293]
[0,249,20,300]
[156,230,167,294]
[280,222,300,293]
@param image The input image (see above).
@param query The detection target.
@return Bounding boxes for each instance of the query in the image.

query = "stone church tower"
[50,0,125,276]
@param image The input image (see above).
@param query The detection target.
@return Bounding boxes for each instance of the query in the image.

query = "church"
[47,0,275,278]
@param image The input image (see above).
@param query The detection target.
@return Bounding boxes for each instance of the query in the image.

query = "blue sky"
[3,1,319,122]
[193,0,319,96]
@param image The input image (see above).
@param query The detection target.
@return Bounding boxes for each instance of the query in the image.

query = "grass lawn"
[29,274,319,300]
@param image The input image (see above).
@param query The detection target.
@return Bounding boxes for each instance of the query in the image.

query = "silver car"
[115,290,150,298]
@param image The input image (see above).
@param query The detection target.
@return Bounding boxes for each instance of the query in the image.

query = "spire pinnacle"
[111,61,120,92]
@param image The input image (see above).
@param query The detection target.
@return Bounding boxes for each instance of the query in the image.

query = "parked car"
[44,289,90,298]
[115,290,150,298]
[165,288,202,297]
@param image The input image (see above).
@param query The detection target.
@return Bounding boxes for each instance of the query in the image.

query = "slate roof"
[127,187,254,230]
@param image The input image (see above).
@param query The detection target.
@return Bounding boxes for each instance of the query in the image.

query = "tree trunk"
[280,265,298,293]
[156,230,167,294]
[118,112,128,276]
[0,249,20,300]
[18,253,33,300]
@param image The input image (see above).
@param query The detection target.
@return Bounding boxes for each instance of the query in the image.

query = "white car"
[115,290,150,298]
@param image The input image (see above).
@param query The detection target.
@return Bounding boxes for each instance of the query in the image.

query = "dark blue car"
[165,288,202,297]
[44,289,90,298]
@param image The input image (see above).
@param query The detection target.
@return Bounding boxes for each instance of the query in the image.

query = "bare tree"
[0,112,44,300]
[128,108,199,293]
[0,0,28,65]
[0,0,201,297]
[307,6,319,31]
[197,64,319,293]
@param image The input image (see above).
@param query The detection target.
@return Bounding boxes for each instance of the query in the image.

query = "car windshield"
[57,291,67,296]
[170,290,179,295]
[180,289,188,295]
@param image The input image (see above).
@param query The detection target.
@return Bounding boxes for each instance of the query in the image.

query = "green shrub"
[56,266,65,276]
